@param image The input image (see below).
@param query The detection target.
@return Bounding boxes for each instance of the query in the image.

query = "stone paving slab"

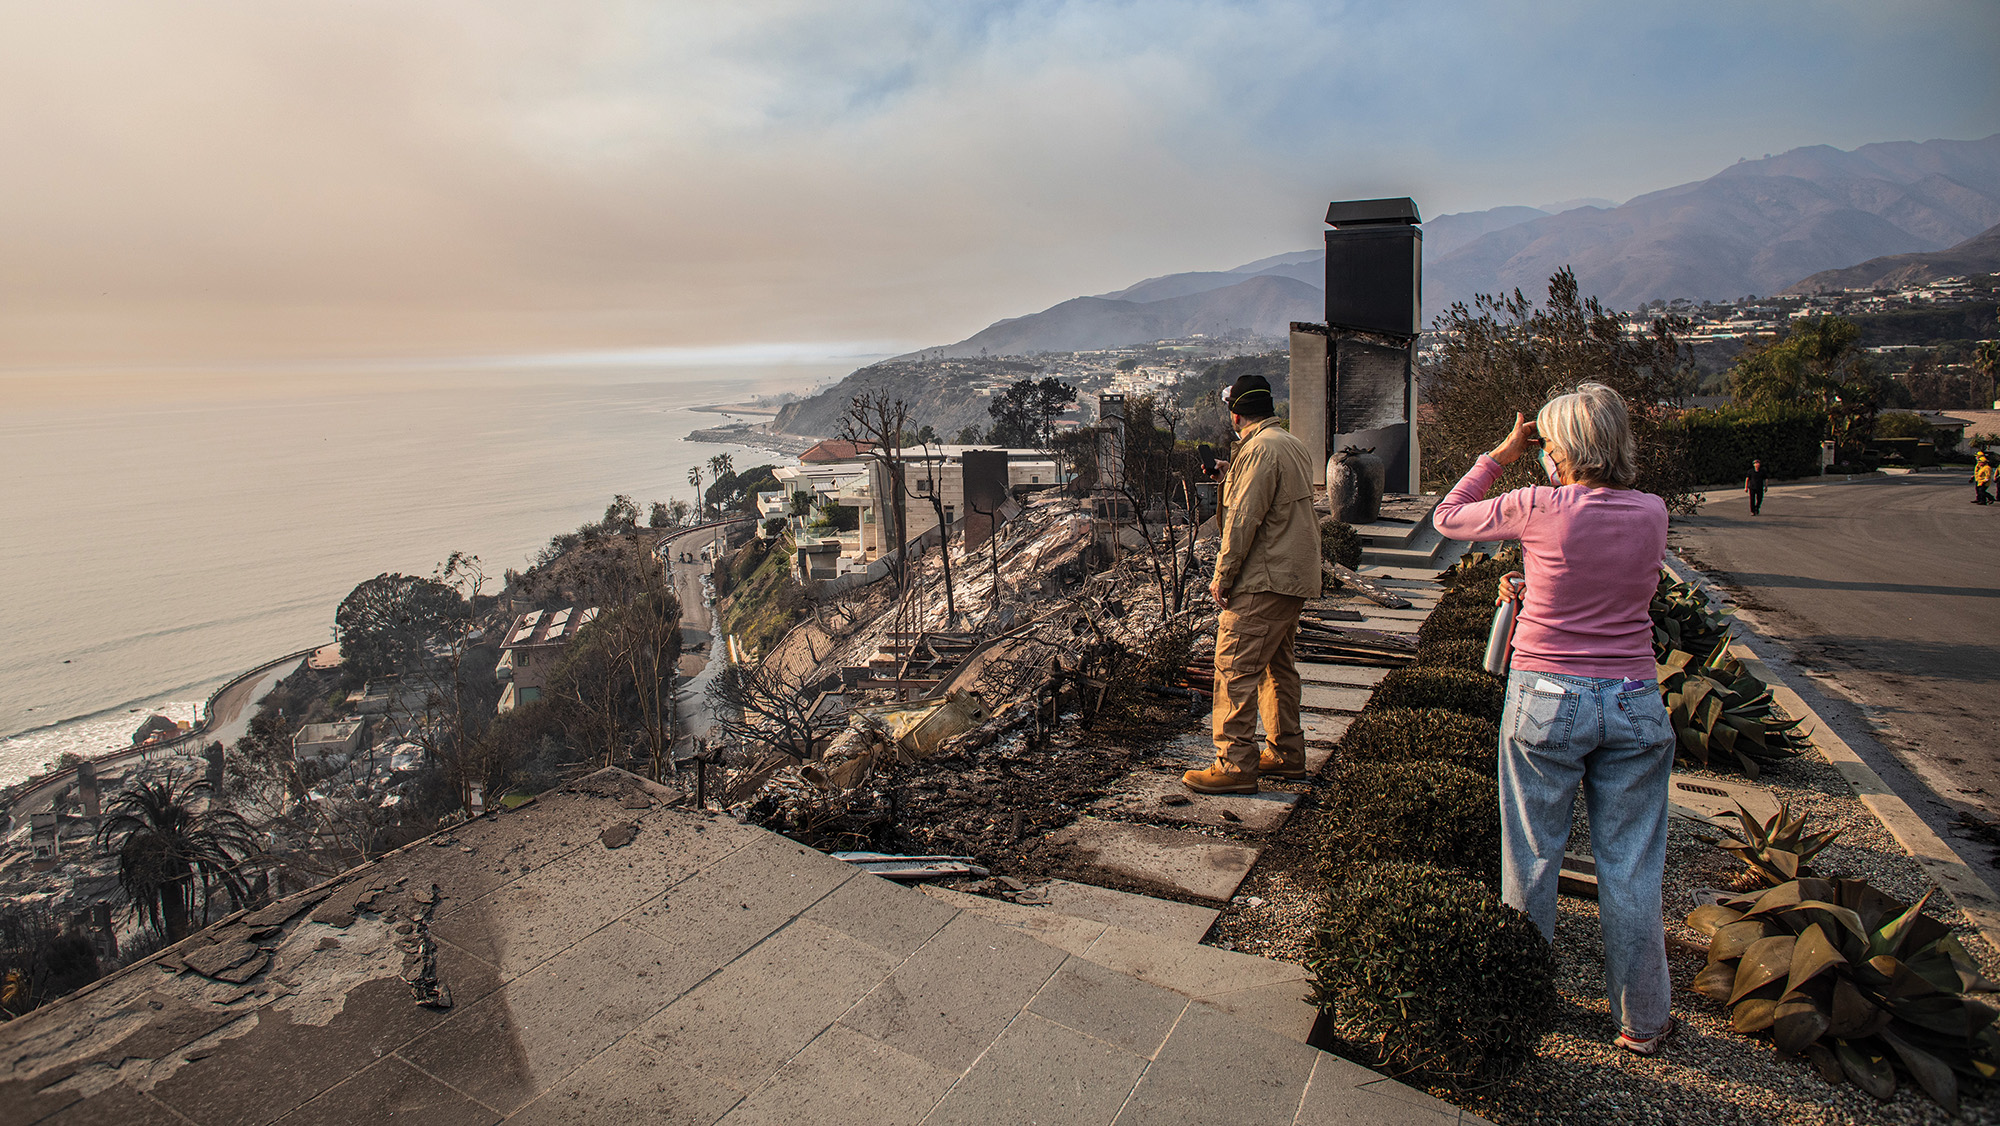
[1155,732,1336,775]
[1356,564,1451,582]
[1363,575,1439,590]
[926,889,1321,1048]
[1297,1054,1474,1124]
[920,885,1113,955]
[1044,818,1260,902]
[1026,958,1187,1057]
[1091,772,1299,832]
[1357,606,1432,620]
[1032,879,1221,943]
[922,880,1220,950]
[1350,615,1419,634]
[924,1013,1149,1126]
[1298,662,1389,687]
[1302,683,1372,714]
[1082,924,1317,1043]
[1303,712,1352,746]
[843,912,1070,1072]
[1115,999,1320,1124]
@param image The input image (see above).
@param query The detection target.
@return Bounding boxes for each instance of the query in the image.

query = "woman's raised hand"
[1489,413,1539,466]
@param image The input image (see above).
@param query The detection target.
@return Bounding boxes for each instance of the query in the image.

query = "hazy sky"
[3,0,1996,366]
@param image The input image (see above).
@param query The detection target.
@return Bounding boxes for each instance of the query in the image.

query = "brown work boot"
[1182,763,1259,794]
[1258,750,1308,780]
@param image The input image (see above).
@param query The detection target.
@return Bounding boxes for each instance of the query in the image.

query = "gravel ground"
[1213,738,2000,1125]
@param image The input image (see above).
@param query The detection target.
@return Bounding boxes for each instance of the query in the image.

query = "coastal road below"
[1671,471,2000,854]
[203,656,306,751]
[3,651,307,830]
[655,522,743,742]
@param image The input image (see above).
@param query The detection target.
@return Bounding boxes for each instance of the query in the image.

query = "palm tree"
[1975,340,1999,410]
[688,467,703,519]
[95,776,258,941]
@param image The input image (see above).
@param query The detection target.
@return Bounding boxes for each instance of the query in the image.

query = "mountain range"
[921,134,2000,357]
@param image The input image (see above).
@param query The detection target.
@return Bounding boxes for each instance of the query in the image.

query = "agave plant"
[1689,878,2000,1110]
[1714,801,1842,889]
[1652,573,1733,661]
[1659,639,1805,778]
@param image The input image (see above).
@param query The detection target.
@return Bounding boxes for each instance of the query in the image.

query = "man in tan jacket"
[1185,374,1322,794]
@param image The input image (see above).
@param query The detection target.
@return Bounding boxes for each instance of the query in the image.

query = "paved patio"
[0,770,1485,1124]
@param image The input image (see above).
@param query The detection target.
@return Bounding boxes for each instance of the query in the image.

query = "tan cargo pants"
[1212,590,1306,773]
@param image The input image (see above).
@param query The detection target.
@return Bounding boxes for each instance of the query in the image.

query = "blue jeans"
[1499,668,1675,1038]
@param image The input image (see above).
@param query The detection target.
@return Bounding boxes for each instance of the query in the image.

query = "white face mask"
[1539,450,1559,483]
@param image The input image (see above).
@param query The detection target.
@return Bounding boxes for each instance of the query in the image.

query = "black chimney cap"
[1324,197,1421,227]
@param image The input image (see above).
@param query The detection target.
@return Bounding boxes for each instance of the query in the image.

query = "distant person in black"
[1745,459,1768,515]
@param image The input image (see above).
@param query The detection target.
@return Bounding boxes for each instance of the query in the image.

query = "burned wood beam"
[1325,563,1412,609]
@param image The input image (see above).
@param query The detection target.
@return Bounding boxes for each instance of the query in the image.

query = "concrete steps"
[1345,495,1498,574]
[920,883,1318,1044]
[917,882,1483,1123]
[1016,566,1441,923]
[886,557,1494,1121]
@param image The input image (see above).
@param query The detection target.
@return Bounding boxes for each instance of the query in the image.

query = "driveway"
[1670,470,2000,840]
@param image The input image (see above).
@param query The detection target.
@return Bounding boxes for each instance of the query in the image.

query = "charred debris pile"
[710,492,1410,876]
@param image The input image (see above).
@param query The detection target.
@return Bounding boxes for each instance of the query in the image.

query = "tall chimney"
[1096,393,1127,490]
[75,760,99,818]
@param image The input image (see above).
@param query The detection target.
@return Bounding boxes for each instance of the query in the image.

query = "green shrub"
[1306,862,1555,1086]
[1324,762,1500,876]
[1433,583,1502,621]
[1415,637,1487,673]
[1368,666,1504,722]
[1319,516,1363,570]
[1663,403,1826,484]
[1337,708,1496,774]
[1415,603,1494,649]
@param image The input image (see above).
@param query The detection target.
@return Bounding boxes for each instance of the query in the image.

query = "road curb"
[1663,553,2000,960]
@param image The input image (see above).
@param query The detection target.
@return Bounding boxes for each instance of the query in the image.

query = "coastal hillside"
[770,356,1047,440]
[927,273,1322,359]
[1787,221,2000,294]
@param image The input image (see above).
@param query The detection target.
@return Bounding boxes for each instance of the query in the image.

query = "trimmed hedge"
[1337,707,1496,775]
[1306,862,1555,1086]
[1415,603,1495,648]
[1367,667,1505,722]
[1435,577,1495,607]
[1437,546,1520,591]
[1320,516,1364,570]
[1663,403,1826,484]
[1414,637,1487,673]
[1325,762,1500,877]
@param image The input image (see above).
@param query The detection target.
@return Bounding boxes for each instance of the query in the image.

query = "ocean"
[0,351,865,787]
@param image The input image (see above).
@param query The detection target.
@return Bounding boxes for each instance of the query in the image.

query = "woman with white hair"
[1432,382,1675,1055]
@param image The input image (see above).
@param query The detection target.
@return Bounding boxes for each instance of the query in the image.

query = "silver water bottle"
[1483,573,1525,676]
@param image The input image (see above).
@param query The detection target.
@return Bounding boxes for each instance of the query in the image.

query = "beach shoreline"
[3,362,828,788]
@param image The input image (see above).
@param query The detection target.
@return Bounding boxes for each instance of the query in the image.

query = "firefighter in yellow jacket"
[1975,451,1995,506]
[1186,374,1322,794]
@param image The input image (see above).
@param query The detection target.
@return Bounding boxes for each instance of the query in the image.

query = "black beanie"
[1225,373,1274,418]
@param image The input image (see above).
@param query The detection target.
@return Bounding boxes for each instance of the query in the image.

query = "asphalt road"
[1670,470,2000,838]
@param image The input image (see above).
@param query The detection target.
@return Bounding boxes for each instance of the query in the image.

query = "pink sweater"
[1433,455,1668,679]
